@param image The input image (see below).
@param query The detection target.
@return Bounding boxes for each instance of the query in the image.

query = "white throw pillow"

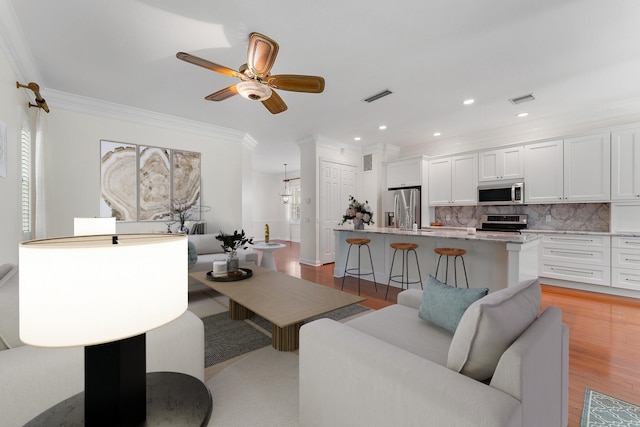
[447,278,541,381]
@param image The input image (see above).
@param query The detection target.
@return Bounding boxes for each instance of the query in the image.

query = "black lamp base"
[85,334,147,426]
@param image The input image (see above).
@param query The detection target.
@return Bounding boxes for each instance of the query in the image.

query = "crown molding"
[45,89,250,144]
[242,133,258,150]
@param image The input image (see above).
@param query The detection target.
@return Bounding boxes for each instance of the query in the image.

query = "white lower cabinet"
[539,234,611,286]
[612,236,640,291]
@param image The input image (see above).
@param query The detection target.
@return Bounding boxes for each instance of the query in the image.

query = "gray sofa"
[300,278,569,427]
[188,233,258,291]
[0,263,205,426]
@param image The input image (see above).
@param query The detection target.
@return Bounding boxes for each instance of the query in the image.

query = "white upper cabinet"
[611,127,640,200]
[386,157,422,188]
[478,146,524,181]
[563,133,610,202]
[428,153,477,205]
[524,140,564,203]
[525,134,610,203]
[428,157,452,205]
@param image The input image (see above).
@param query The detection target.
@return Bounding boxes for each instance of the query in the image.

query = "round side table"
[251,242,286,271]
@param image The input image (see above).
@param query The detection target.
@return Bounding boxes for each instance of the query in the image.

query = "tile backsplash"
[433,203,610,232]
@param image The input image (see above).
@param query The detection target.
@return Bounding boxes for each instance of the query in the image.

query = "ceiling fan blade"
[176,52,244,79]
[247,32,279,78]
[204,85,238,101]
[262,90,288,114]
[266,74,325,93]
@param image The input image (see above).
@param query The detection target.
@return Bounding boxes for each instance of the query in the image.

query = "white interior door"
[319,160,356,264]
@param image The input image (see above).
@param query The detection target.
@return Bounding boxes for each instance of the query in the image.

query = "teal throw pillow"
[187,240,198,265]
[418,275,489,333]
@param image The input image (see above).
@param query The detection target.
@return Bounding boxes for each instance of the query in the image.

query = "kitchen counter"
[523,229,640,237]
[334,226,540,292]
[346,226,541,244]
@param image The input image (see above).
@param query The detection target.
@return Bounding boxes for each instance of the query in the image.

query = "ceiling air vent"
[509,93,535,105]
[363,89,393,103]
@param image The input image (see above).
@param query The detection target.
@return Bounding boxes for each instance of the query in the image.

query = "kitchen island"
[334,227,540,292]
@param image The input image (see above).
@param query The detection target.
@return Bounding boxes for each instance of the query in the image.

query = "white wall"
[40,104,250,238]
[0,45,29,263]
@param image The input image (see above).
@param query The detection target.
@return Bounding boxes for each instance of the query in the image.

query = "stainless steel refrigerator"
[387,186,421,229]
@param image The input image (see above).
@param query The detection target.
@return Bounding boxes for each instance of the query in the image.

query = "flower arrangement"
[215,229,254,257]
[340,195,374,227]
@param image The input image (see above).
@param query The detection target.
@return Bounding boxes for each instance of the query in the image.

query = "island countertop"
[334,227,540,291]
[334,226,541,244]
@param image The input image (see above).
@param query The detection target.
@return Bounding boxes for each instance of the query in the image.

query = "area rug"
[202,312,272,367]
[581,388,640,427]
[203,304,370,367]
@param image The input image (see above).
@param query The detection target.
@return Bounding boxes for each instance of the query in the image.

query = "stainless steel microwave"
[478,182,524,205]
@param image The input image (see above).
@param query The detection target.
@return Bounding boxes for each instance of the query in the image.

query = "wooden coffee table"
[189,266,365,351]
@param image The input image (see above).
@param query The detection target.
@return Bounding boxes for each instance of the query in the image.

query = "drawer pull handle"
[624,258,640,262]
[550,237,593,242]
[625,278,640,284]
[550,267,594,275]
[624,241,640,245]
[550,250,593,256]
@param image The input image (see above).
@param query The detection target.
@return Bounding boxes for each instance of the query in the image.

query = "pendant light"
[279,163,292,204]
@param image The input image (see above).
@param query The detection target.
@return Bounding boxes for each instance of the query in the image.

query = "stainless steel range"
[478,214,528,233]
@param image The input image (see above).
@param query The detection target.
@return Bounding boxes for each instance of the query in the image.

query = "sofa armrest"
[491,307,569,426]
[0,345,84,426]
[397,288,423,309]
[300,319,522,427]
[490,307,568,427]
[147,310,205,381]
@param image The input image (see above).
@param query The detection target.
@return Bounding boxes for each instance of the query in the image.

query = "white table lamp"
[19,233,188,426]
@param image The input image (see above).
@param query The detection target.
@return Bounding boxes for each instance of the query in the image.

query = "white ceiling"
[7,0,640,174]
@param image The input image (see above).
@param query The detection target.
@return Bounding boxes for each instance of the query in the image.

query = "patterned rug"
[202,304,371,367]
[582,388,640,426]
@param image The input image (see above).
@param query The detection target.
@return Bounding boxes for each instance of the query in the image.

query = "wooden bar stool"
[386,242,423,300]
[434,247,469,288]
[342,238,378,296]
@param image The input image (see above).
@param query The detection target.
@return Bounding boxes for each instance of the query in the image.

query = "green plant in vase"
[215,230,254,274]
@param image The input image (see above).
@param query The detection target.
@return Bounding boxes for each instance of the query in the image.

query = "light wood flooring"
[265,240,640,427]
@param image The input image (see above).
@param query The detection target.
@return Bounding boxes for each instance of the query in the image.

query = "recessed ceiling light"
[463,99,475,105]
[516,112,529,118]
[378,125,387,130]
[354,137,361,141]
[433,132,441,137]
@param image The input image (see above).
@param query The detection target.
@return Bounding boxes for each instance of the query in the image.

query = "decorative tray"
[206,268,253,282]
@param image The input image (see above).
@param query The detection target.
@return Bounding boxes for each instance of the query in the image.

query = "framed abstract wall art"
[100,140,137,220]
[100,140,201,222]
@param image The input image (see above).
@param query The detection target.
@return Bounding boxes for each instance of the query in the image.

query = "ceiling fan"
[177,32,325,114]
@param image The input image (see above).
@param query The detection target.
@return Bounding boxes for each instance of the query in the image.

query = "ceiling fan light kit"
[177,32,325,114]
[237,81,272,101]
